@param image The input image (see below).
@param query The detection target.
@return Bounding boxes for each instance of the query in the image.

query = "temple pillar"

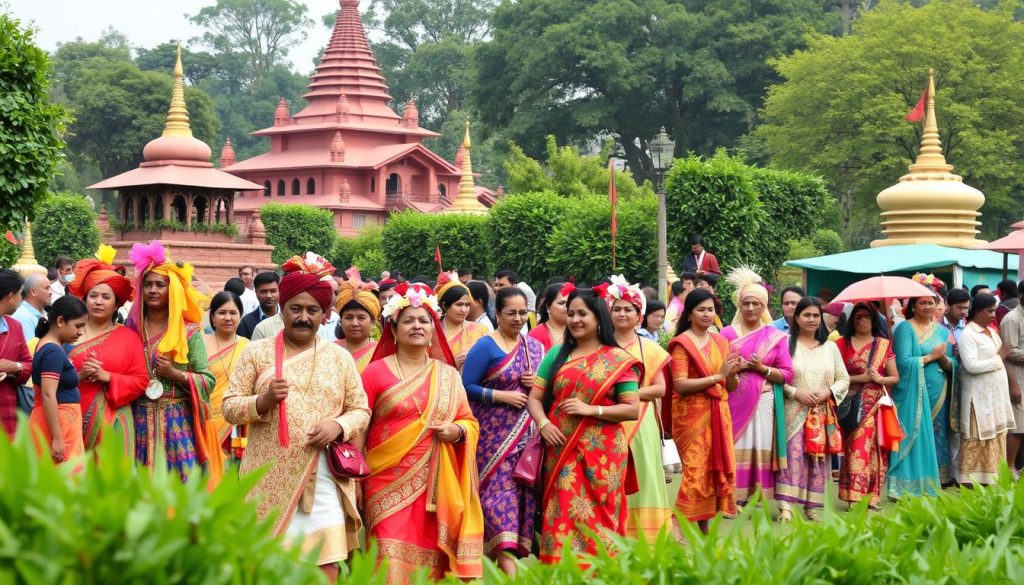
[148,193,155,223]
[163,189,172,221]
[185,193,193,226]
[132,193,140,224]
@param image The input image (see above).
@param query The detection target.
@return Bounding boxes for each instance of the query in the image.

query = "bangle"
[764,367,772,379]
[454,424,466,443]
[538,418,550,430]
[597,405,604,418]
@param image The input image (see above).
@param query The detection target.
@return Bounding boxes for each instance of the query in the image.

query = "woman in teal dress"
[888,295,955,498]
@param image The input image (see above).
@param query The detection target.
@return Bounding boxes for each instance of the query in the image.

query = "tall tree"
[189,0,313,85]
[756,0,1024,245]
[0,14,69,231]
[473,0,833,185]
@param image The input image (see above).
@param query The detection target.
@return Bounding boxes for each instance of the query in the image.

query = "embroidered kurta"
[223,337,370,564]
[957,323,1015,485]
[71,326,149,452]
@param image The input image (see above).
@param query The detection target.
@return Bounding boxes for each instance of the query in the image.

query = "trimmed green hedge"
[259,203,337,265]
[31,192,101,267]
[486,191,571,286]
[547,194,657,285]
[382,211,489,278]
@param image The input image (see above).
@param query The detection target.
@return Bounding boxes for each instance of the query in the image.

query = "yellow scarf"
[148,262,208,364]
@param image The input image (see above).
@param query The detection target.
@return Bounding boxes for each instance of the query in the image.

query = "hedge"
[331,225,383,273]
[259,203,337,265]
[32,192,101,267]
[0,425,326,584]
[546,194,657,286]
[666,151,831,277]
[381,211,489,279]
[486,191,572,286]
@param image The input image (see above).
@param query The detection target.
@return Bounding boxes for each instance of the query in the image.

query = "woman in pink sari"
[720,268,793,503]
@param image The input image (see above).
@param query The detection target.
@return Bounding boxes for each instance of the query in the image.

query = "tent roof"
[785,244,1017,273]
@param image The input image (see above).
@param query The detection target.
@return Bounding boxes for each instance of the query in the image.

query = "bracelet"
[453,424,466,443]
[764,367,772,380]
[597,405,604,418]
[538,418,550,430]
[483,388,494,404]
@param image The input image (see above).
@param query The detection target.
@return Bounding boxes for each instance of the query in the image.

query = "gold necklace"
[393,353,428,380]
[495,330,519,352]
[213,333,239,371]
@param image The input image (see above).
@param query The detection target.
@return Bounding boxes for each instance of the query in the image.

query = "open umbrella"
[832,275,936,304]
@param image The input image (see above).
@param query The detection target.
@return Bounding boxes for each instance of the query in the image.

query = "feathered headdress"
[726,265,773,326]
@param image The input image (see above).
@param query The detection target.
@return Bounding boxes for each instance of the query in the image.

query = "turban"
[279,253,335,321]
[435,270,470,304]
[726,266,773,326]
[335,283,382,321]
[68,245,134,307]
[127,240,208,364]
[824,302,846,317]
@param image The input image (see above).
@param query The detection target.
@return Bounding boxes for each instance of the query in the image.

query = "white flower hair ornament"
[381,282,440,320]
[595,274,647,317]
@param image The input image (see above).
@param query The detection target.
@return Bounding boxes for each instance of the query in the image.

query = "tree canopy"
[0,14,69,232]
[756,0,1024,245]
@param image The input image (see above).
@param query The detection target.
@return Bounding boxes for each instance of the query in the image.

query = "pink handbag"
[512,433,544,488]
[327,440,370,480]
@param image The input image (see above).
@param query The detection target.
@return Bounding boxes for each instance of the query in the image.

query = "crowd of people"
[1,236,1022,584]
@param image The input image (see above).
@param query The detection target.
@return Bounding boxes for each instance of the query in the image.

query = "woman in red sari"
[835,302,899,509]
[334,283,380,373]
[357,283,483,584]
[67,246,148,452]
[530,282,571,352]
[669,287,740,533]
[527,288,641,564]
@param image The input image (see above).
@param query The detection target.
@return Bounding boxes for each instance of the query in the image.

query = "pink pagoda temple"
[225,0,490,235]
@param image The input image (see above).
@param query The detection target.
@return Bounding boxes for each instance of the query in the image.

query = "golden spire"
[447,118,485,214]
[10,222,47,277]
[162,44,193,138]
[907,69,952,174]
[871,68,985,249]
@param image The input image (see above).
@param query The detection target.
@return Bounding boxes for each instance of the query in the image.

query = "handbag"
[327,440,370,480]
[837,338,877,433]
[654,398,681,479]
[877,389,906,452]
[512,432,544,487]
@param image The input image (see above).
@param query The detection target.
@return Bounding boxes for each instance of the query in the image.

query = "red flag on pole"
[905,86,927,122]
[434,244,443,270]
[609,159,618,270]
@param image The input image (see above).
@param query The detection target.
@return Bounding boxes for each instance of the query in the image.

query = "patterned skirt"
[133,397,203,482]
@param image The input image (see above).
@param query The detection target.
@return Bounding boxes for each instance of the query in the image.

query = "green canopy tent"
[785,244,1018,296]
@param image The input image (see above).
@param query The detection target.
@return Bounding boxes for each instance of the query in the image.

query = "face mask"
[62,274,74,284]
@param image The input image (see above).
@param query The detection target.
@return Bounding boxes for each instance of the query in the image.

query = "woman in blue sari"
[888,294,955,498]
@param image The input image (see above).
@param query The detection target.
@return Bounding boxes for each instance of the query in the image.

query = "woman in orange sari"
[334,283,380,372]
[201,291,249,486]
[437,271,488,370]
[357,283,483,584]
[67,246,148,452]
[668,287,740,533]
[527,288,641,564]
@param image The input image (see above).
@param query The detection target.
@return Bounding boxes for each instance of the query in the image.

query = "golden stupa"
[445,118,488,215]
[9,222,47,277]
[871,71,985,248]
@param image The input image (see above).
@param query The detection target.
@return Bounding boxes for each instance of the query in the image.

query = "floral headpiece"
[559,281,576,298]
[594,274,646,315]
[382,282,441,320]
[282,252,335,281]
[912,272,945,295]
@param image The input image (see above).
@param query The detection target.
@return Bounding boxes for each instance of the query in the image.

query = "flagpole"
[609,159,618,271]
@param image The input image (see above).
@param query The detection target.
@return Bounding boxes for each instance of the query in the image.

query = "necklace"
[688,329,710,345]
[213,333,240,372]
[495,330,519,353]
[798,337,820,349]
[393,353,429,380]
[84,320,115,341]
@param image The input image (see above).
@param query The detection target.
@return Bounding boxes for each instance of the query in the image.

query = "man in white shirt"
[48,256,74,301]
[13,273,50,341]
[237,265,260,315]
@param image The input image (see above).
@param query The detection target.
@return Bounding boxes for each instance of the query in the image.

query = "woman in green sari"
[888,294,955,498]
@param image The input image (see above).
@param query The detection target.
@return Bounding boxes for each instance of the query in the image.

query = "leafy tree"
[136,42,222,86]
[189,0,313,85]
[756,0,1024,244]
[0,15,70,232]
[259,203,337,265]
[473,0,833,185]
[504,136,653,198]
[59,56,220,179]
[486,191,571,286]
[32,193,101,267]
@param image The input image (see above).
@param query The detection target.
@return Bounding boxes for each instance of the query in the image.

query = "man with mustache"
[223,252,370,580]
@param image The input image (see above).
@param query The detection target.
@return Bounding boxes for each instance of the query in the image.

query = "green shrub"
[382,211,488,278]
[331,226,383,272]
[486,191,571,286]
[811,228,844,256]
[786,238,820,261]
[353,249,388,278]
[0,239,17,268]
[259,203,337,265]
[0,424,326,584]
[546,194,657,286]
[32,192,101,267]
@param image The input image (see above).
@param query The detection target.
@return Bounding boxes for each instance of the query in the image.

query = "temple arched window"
[171,194,187,223]
[438,184,447,200]
[277,180,285,196]
[194,196,208,224]
[291,178,300,195]
[139,195,151,223]
[306,178,316,194]
[264,180,271,197]
[386,173,401,195]
[154,195,164,220]
[214,197,229,223]
[124,196,135,224]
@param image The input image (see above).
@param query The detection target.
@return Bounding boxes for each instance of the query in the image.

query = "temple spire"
[907,69,952,174]
[447,118,486,214]
[162,45,192,138]
[10,222,46,277]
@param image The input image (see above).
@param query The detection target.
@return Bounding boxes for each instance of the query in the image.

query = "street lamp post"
[650,127,675,302]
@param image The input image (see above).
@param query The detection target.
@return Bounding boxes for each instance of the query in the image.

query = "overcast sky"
[5,0,346,75]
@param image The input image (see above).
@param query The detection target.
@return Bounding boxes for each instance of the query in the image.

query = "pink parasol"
[832,275,937,304]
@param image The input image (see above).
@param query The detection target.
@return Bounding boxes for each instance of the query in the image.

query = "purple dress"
[462,335,543,557]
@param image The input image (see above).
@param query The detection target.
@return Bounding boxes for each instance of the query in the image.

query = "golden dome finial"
[907,68,951,174]
[162,44,193,138]
[462,117,472,149]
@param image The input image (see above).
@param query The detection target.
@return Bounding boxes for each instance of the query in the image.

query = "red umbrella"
[832,276,937,304]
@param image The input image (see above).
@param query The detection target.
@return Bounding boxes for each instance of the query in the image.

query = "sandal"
[805,509,819,522]
[777,509,792,523]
